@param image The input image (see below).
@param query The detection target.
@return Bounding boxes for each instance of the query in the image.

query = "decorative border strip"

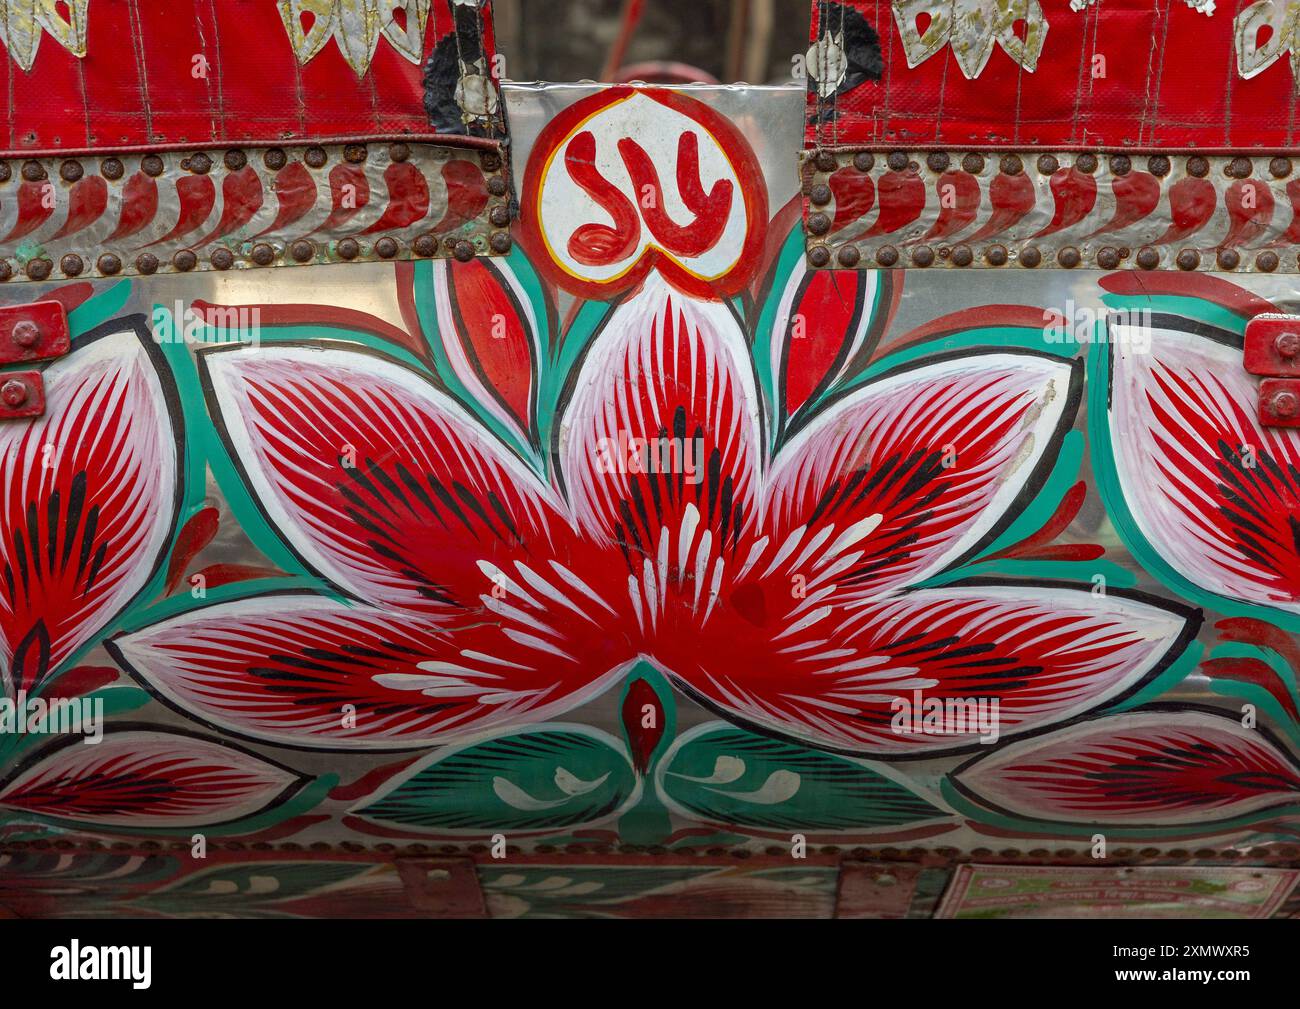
[0,141,512,283]
[802,149,1300,272]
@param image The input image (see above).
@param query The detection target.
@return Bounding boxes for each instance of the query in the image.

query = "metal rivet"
[1176,248,1201,270]
[912,245,934,267]
[1075,153,1098,174]
[815,150,837,172]
[97,253,122,275]
[1187,156,1209,178]
[290,240,314,263]
[951,244,973,266]
[12,320,40,348]
[1136,247,1159,269]
[489,205,512,228]
[389,142,410,163]
[926,152,950,173]
[60,253,83,277]
[808,245,831,268]
[1270,388,1300,418]
[0,162,9,183]
[999,155,1022,176]
[487,175,509,197]
[489,232,512,254]
[0,260,11,282]
[375,237,399,258]
[136,253,159,275]
[961,153,984,174]
[174,250,198,272]
[141,154,164,177]
[101,157,124,180]
[807,211,831,235]
[210,248,234,270]
[1270,157,1293,179]
[251,243,276,266]
[480,151,502,172]
[1227,156,1252,179]
[1036,154,1059,175]
[455,240,477,262]
[809,183,832,206]
[1096,247,1120,269]
[1109,155,1131,176]
[305,146,328,169]
[413,233,437,257]
[985,244,1008,265]
[337,238,360,261]
[264,148,287,171]
[1020,246,1041,268]
[26,259,51,280]
[1148,156,1171,177]
[1057,247,1081,268]
[1,379,29,408]
[1275,332,1300,361]
[836,244,861,267]
[60,160,83,182]
[344,144,368,164]
[22,160,46,182]
[886,151,908,172]
[1257,250,1280,272]
[224,149,247,171]
[186,153,212,174]
[1217,248,1241,270]
[852,152,874,172]
[875,245,899,267]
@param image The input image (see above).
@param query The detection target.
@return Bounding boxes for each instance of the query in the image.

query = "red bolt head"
[11,320,40,349]
[1,378,29,408]
[1276,331,1300,359]
[1270,389,1300,418]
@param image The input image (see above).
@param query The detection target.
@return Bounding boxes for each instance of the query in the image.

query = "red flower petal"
[0,730,302,828]
[165,507,220,595]
[0,322,179,699]
[953,709,1300,827]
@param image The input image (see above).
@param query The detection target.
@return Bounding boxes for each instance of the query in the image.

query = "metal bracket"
[1244,315,1300,427]
[0,300,71,420]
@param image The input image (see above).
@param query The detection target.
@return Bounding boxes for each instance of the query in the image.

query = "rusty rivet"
[807,211,831,235]
[926,152,950,173]
[1227,156,1252,179]
[1270,157,1293,178]
[951,244,973,266]
[1270,388,1300,418]
[486,175,509,197]
[852,152,874,172]
[886,151,908,172]
[186,153,213,174]
[455,240,478,261]
[1136,246,1159,269]
[480,151,502,172]
[1275,331,1300,359]
[413,234,437,257]
[1109,155,1131,176]
[344,144,368,163]
[389,142,410,163]
[809,182,832,206]
[875,244,899,267]
[1148,155,1171,177]
[0,260,11,281]
[1186,156,1209,178]
[999,155,1022,176]
[290,240,314,263]
[1096,247,1120,269]
[1217,248,1241,270]
[251,243,276,266]
[22,160,46,181]
[337,238,360,261]
[174,250,198,272]
[489,205,512,228]
[101,158,125,181]
[1176,248,1201,270]
[1,379,29,408]
[836,244,861,267]
[985,244,1008,265]
[264,148,287,170]
[1257,250,1280,272]
[1075,153,1098,174]
[141,154,164,177]
[60,160,83,182]
[912,245,934,267]
[1057,247,1081,268]
[808,244,831,268]
[375,237,400,258]
[60,253,83,277]
[961,153,984,174]
[97,253,122,275]
[304,146,328,169]
[489,232,512,254]
[814,150,837,172]
[26,259,51,280]
[0,162,10,183]
[1036,154,1059,175]
[224,149,247,171]
[11,320,39,348]
[211,248,234,270]
[136,253,159,274]
[1020,246,1042,268]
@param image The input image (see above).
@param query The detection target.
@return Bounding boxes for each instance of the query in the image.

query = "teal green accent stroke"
[1100,292,1248,335]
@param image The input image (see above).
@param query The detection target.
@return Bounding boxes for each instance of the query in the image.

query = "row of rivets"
[807,150,1297,180]
[807,242,1289,272]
